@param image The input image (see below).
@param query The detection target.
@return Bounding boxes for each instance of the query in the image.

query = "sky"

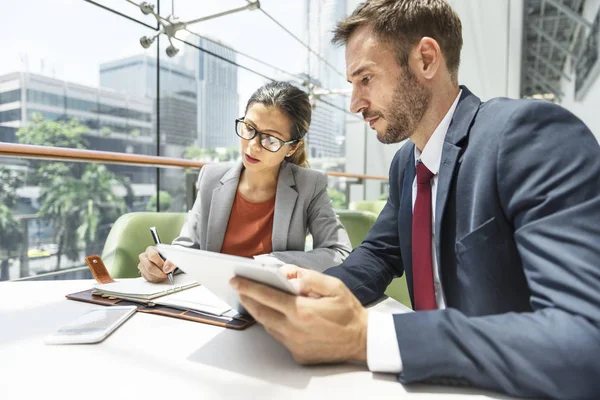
[0,0,350,114]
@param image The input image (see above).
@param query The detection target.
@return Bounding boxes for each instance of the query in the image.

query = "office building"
[0,70,157,254]
[100,55,197,153]
[308,99,346,159]
[100,54,197,100]
[101,38,239,152]
[0,71,154,169]
[306,0,347,158]
[180,35,239,150]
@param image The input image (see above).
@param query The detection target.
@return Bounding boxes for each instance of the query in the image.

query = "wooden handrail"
[324,170,388,181]
[0,143,388,181]
[0,143,207,169]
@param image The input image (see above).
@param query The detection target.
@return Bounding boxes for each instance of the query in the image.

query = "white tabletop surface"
[0,280,512,400]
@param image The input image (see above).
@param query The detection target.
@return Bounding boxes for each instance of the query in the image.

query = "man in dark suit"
[230,1,600,398]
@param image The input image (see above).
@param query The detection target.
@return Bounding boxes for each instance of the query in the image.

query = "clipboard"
[65,254,255,331]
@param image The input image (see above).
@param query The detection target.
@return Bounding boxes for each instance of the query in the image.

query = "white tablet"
[156,244,299,314]
[44,306,137,345]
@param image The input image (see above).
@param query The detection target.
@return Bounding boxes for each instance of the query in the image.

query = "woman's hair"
[245,81,311,168]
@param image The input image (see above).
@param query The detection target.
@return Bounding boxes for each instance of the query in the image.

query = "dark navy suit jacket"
[325,87,600,399]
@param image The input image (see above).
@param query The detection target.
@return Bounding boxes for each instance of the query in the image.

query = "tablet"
[155,244,299,314]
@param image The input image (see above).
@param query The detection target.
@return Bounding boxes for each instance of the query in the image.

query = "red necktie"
[412,162,437,311]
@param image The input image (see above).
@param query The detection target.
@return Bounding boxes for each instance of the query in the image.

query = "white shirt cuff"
[367,311,403,373]
[253,254,285,266]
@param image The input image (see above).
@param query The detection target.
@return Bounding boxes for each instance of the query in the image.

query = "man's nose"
[350,87,368,114]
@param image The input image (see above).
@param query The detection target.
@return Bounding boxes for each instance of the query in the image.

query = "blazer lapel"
[399,149,416,299]
[435,86,481,272]
[272,162,298,251]
[205,162,243,252]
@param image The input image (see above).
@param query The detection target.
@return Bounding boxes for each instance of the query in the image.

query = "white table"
[0,281,511,400]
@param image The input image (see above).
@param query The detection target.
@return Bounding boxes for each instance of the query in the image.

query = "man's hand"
[137,246,176,283]
[230,265,368,364]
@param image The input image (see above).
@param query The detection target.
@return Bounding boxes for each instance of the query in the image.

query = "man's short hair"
[332,0,463,81]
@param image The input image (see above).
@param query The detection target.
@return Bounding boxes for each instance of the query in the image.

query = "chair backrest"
[335,209,378,249]
[101,212,187,278]
[335,208,412,308]
[102,209,412,307]
[349,200,386,216]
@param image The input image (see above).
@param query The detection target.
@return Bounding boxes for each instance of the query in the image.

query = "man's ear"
[414,37,442,80]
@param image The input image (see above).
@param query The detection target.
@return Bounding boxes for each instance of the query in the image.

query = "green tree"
[327,188,347,209]
[146,191,173,212]
[38,164,126,268]
[0,166,23,280]
[185,145,239,163]
[77,165,126,255]
[17,115,127,269]
[16,113,88,185]
[184,145,217,161]
[221,146,240,161]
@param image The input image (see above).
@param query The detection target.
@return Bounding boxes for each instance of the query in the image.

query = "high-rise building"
[0,72,156,183]
[101,38,239,152]
[0,71,154,169]
[308,0,347,88]
[99,55,197,154]
[100,54,197,99]
[308,100,346,159]
[180,36,239,150]
[306,0,347,159]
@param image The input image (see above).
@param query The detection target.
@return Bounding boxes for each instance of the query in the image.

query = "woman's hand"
[137,246,176,283]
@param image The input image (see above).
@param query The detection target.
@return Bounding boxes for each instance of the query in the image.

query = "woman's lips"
[244,153,260,164]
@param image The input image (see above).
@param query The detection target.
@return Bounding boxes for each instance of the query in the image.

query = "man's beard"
[378,68,431,144]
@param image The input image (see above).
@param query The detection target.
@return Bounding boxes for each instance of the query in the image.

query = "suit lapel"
[205,162,243,252]
[435,143,460,268]
[435,87,481,274]
[272,162,298,251]
[399,149,416,298]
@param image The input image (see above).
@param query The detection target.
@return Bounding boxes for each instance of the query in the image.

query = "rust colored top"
[220,190,276,258]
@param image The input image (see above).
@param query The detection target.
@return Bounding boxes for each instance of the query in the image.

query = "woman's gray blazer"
[172,161,352,271]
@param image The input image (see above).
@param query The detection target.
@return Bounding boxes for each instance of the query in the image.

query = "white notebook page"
[94,275,199,299]
[154,286,232,316]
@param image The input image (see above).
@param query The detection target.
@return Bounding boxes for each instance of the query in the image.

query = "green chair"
[101,212,187,278]
[336,209,412,308]
[349,200,387,216]
[102,210,412,308]
[335,209,378,248]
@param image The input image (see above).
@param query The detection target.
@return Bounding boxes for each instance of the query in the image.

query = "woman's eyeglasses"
[235,118,297,152]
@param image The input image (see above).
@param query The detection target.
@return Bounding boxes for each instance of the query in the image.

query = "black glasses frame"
[235,118,298,153]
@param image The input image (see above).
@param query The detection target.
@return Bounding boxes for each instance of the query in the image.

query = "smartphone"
[44,306,137,345]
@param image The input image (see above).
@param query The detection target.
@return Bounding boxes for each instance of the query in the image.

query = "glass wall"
[0,0,158,280]
[0,0,356,281]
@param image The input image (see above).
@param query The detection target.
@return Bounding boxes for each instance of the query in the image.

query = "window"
[0,0,158,281]
[0,89,21,104]
[0,109,21,123]
[0,0,355,281]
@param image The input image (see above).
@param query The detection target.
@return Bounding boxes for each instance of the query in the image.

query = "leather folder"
[65,254,255,330]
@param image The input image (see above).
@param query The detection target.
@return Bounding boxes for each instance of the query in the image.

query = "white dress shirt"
[367,90,462,373]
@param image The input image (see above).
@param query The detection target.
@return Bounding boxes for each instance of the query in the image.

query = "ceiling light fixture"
[131,0,261,57]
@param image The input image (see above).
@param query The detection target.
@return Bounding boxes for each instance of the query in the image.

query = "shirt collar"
[414,90,462,175]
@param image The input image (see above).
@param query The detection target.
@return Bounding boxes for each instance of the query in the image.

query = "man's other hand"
[230,264,368,364]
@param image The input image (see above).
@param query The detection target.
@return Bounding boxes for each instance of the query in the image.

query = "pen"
[149,226,174,286]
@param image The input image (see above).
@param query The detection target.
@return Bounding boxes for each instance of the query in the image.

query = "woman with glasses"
[138,81,352,283]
